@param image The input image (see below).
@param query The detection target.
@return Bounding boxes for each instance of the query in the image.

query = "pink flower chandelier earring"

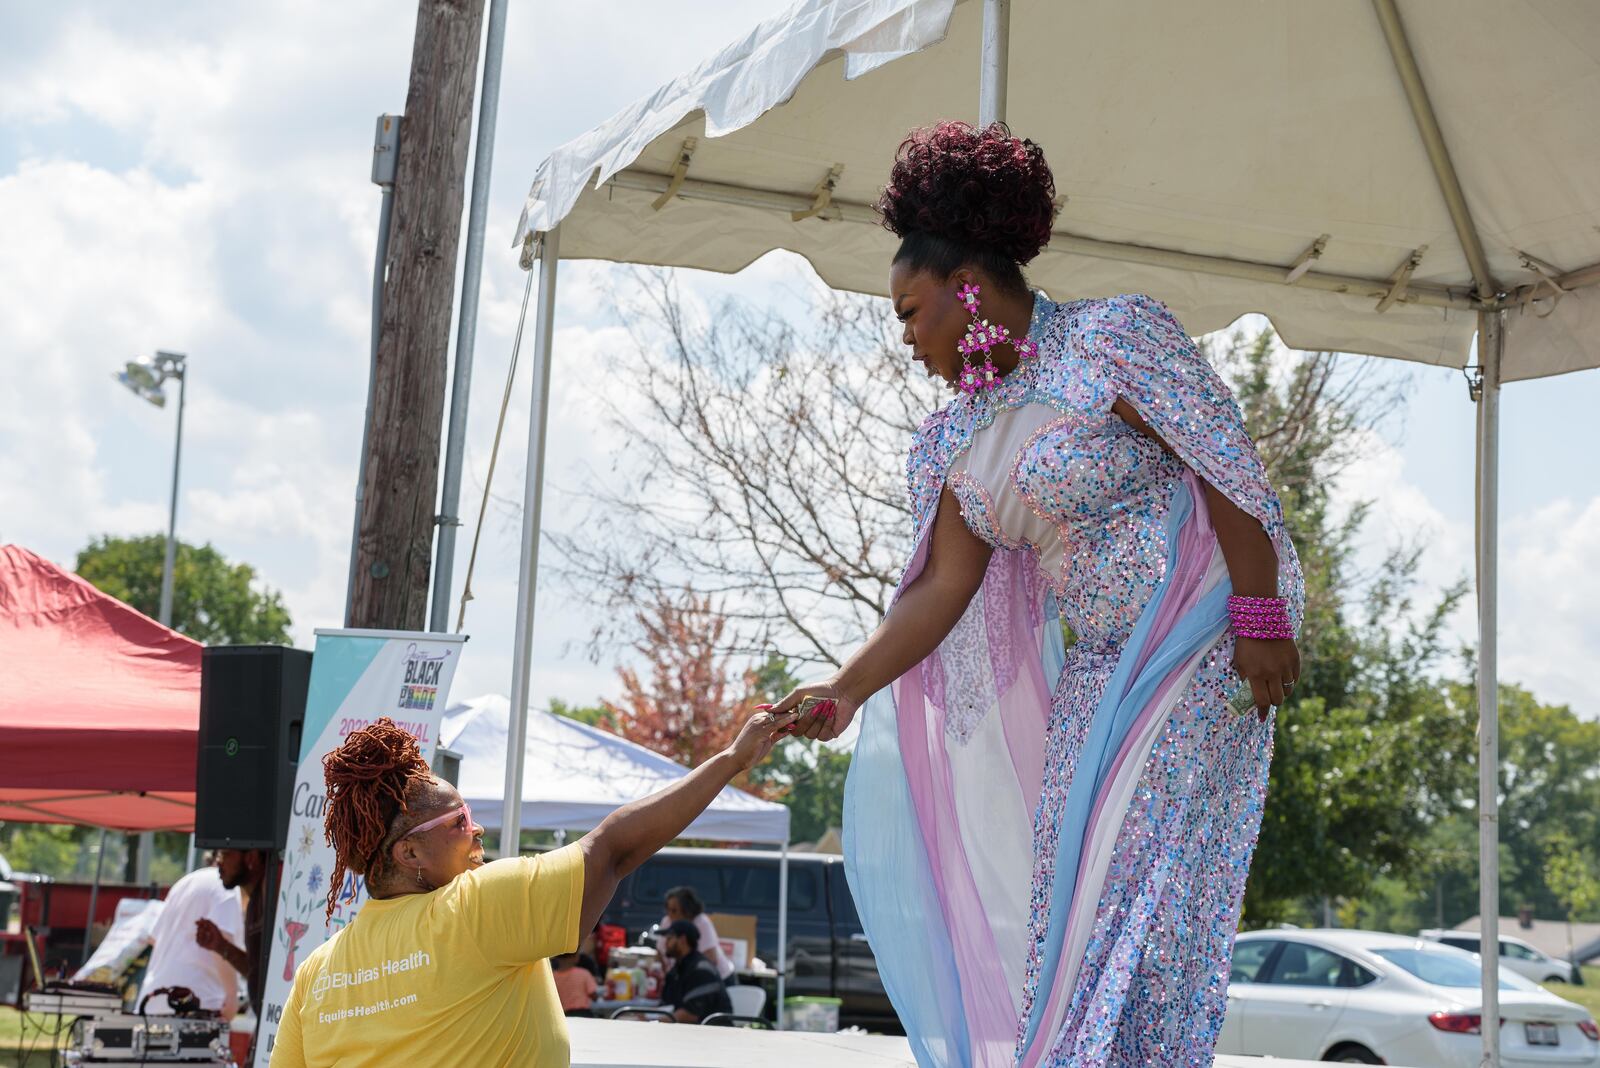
[955,283,1038,394]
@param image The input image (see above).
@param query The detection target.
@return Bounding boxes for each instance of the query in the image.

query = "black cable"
[16,1007,66,1067]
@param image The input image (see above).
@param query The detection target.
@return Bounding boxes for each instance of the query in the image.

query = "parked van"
[600,846,896,1030]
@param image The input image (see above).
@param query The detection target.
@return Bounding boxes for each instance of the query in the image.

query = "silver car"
[1420,929,1575,985]
[1218,928,1600,1066]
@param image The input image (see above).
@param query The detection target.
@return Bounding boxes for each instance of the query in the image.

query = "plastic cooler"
[782,995,841,1032]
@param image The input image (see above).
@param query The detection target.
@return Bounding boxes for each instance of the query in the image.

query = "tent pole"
[500,226,562,860]
[81,827,108,967]
[430,0,512,633]
[1475,308,1504,1068]
[979,0,1010,126]
[1371,0,1498,301]
[777,841,788,1030]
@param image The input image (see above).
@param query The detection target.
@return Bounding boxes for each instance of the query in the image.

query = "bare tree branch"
[551,286,1400,673]
[549,270,943,667]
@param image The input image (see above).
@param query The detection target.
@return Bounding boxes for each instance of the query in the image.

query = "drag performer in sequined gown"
[769,122,1304,1067]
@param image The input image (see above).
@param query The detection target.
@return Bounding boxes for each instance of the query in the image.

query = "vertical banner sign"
[254,628,465,1065]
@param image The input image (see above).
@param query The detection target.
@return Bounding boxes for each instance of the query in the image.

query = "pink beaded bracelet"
[1227,595,1294,640]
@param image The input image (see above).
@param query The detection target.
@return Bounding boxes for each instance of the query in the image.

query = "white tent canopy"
[443,694,790,845]
[515,0,1598,381]
[496,2,1599,1060]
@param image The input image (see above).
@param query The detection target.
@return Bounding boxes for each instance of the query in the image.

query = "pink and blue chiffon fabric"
[843,294,1304,1067]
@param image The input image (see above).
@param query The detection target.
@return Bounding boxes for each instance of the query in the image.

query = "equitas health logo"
[310,951,432,1003]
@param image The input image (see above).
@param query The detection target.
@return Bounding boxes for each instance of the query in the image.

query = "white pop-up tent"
[444,694,791,843]
[496,2,1599,1060]
[443,695,794,1009]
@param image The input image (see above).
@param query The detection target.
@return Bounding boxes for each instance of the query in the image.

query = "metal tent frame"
[490,2,1600,1060]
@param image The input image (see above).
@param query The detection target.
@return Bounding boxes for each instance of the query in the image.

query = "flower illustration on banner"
[297,824,315,857]
[281,921,310,981]
[307,864,324,897]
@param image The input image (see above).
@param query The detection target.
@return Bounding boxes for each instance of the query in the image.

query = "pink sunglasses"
[405,802,474,839]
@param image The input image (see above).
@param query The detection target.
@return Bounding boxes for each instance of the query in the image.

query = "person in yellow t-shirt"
[269,706,800,1068]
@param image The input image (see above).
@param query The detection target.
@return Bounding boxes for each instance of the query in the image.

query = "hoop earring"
[416,867,426,889]
[955,283,1037,394]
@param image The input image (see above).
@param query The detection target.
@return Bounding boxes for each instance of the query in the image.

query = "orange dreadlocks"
[320,717,432,920]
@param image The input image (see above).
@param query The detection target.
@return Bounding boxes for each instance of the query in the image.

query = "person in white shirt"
[139,859,244,1017]
[658,886,735,982]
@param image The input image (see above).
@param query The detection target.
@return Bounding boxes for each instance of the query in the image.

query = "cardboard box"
[719,938,749,971]
[707,913,757,968]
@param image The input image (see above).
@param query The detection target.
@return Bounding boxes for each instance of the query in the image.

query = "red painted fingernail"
[756,703,773,710]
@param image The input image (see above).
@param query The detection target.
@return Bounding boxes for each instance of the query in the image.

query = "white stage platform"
[566,1017,1335,1067]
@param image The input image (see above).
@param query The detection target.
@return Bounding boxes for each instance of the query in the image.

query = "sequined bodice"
[1013,409,1186,651]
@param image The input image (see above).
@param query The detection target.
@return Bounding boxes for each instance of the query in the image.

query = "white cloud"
[1500,497,1600,716]
[1329,425,1598,718]
[0,0,803,714]
[0,159,223,549]
[8,0,1588,738]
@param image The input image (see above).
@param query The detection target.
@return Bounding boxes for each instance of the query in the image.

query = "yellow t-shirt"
[269,845,584,1068]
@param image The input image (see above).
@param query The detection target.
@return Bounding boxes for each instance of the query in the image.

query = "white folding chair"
[727,984,767,1020]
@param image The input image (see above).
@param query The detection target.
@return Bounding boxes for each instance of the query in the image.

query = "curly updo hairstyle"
[321,717,434,919]
[877,121,1057,296]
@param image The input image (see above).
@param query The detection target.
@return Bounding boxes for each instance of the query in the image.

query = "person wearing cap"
[656,920,732,1024]
[658,886,734,983]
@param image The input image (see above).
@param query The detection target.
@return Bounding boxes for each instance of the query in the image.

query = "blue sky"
[2,1,1594,720]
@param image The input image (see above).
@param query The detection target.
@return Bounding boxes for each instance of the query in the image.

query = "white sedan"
[1217,928,1600,1066]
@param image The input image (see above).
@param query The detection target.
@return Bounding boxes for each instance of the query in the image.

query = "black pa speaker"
[195,645,311,850]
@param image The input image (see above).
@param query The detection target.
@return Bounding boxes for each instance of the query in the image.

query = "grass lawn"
[0,1007,67,1067]
[1543,963,1600,1021]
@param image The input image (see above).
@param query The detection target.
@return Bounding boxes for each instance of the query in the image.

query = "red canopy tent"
[0,545,200,832]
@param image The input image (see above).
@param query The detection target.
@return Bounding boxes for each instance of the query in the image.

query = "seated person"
[552,952,597,1017]
[657,920,732,1024]
[657,886,734,982]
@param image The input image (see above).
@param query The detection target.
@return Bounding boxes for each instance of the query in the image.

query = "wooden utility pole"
[350,0,486,630]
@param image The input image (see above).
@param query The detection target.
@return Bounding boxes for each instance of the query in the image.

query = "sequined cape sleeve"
[1080,294,1305,621]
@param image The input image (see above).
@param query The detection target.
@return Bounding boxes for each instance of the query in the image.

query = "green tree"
[1313,682,1600,934]
[0,823,98,879]
[745,655,853,846]
[1545,829,1600,976]
[76,534,291,645]
[1496,687,1600,918]
[0,824,189,885]
[1215,328,1477,925]
[548,698,616,732]
[755,743,853,846]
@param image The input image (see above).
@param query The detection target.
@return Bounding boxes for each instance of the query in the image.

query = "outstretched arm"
[575,708,799,936]
[773,483,994,741]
